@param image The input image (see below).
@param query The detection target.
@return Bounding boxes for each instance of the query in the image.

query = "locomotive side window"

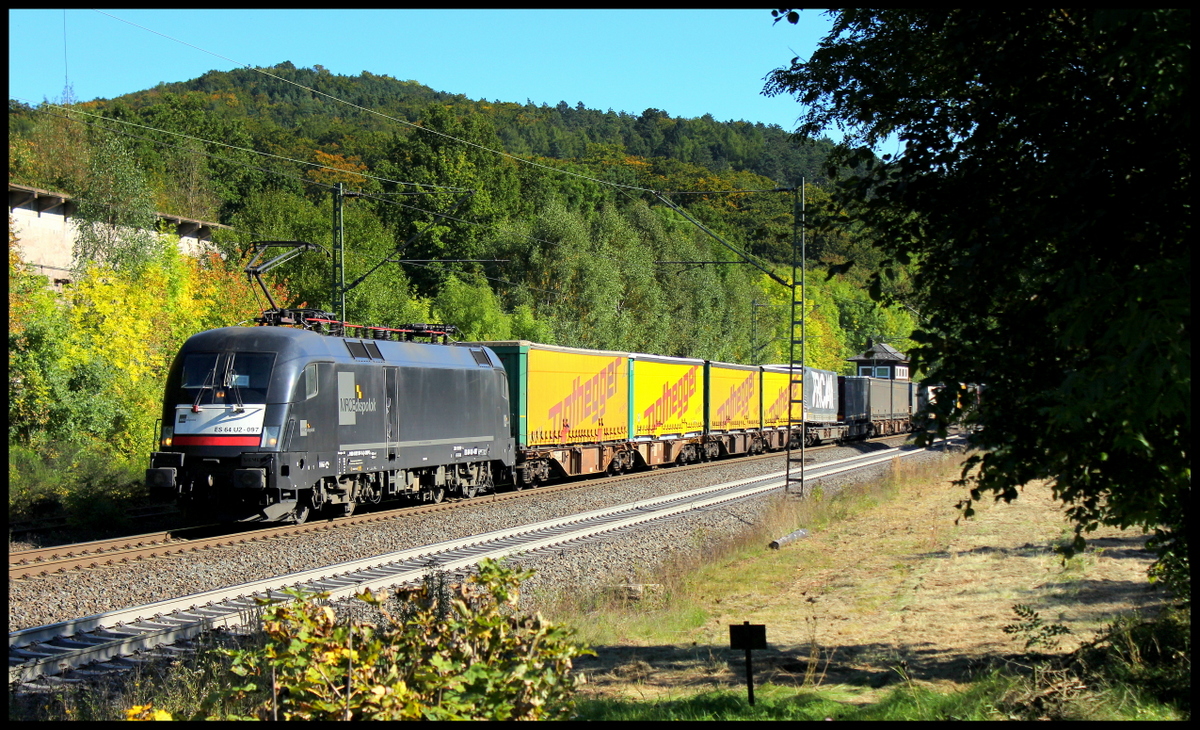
[304,362,319,399]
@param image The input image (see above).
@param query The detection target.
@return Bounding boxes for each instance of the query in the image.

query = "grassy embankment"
[542,451,1188,720]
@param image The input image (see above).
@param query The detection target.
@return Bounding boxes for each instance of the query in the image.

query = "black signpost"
[729,621,767,706]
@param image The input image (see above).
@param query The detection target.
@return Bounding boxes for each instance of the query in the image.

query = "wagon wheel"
[430,486,446,504]
[464,481,479,499]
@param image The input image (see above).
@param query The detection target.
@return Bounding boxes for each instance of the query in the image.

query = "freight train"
[146,314,920,524]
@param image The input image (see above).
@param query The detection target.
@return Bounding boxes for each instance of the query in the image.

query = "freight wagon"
[839,375,916,438]
[478,342,869,483]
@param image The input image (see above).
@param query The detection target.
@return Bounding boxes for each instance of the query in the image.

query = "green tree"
[374,105,518,293]
[72,134,159,273]
[432,274,513,341]
[767,9,1190,597]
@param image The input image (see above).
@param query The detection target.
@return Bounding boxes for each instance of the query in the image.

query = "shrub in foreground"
[130,559,591,720]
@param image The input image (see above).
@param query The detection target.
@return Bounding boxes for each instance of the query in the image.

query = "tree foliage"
[71,134,159,273]
[8,224,283,517]
[767,9,1190,596]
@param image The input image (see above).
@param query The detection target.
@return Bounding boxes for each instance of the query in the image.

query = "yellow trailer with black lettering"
[474,341,633,483]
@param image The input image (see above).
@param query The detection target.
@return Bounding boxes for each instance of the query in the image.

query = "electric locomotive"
[146,322,515,523]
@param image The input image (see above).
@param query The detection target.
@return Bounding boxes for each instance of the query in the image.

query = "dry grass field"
[566,454,1168,705]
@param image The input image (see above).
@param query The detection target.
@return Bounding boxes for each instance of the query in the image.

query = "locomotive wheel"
[291,502,311,525]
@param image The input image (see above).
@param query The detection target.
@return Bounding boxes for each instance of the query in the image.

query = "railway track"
[7,504,179,538]
[9,436,911,581]
[10,439,954,685]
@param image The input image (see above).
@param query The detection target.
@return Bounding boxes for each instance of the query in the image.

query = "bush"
[190,558,592,721]
[8,441,66,518]
[8,439,144,525]
[998,608,1191,720]
[1074,609,1191,715]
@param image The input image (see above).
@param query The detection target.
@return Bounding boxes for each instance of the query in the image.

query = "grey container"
[867,377,913,420]
[803,366,839,423]
[838,376,870,422]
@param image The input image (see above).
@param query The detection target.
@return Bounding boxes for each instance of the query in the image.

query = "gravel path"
[9,439,933,633]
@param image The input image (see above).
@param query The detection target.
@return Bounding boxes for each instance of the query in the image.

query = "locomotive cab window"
[180,352,275,404]
[182,353,220,390]
[228,354,274,399]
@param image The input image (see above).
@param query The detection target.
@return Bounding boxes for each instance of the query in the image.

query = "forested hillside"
[8,63,917,514]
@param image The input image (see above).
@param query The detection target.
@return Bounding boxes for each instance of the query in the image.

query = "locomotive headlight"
[161,426,173,448]
[260,426,280,449]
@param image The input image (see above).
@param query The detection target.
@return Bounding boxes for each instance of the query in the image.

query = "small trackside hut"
[840,339,917,437]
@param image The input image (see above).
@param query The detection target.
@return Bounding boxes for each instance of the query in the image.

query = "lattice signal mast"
[785,181,806,496]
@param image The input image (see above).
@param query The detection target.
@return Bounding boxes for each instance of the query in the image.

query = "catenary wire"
[91,9,786,200]
[23,14,797,277]
[21,99,469,193]
[17,101,585,256]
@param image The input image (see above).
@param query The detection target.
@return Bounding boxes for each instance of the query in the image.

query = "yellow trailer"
[631,354,705,439]
[762,365,802,427]
[706,361,761,431]
[480,341,629,448]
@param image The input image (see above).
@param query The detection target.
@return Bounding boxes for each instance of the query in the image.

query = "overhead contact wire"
[17,101,579,254]
[23,99,467,193]
[92,9,777,199]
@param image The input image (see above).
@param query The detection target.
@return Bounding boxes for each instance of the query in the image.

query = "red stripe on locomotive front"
[174,435,260,446]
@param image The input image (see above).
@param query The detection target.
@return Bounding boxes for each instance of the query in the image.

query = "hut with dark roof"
[847,339,910,380]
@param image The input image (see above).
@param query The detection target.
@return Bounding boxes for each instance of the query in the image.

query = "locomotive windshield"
[180,352,275,404]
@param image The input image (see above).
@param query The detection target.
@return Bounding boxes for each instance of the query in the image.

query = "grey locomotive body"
[147,326,514,523]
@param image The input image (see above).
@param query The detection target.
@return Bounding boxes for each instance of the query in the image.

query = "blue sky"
[9,9,832,132]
